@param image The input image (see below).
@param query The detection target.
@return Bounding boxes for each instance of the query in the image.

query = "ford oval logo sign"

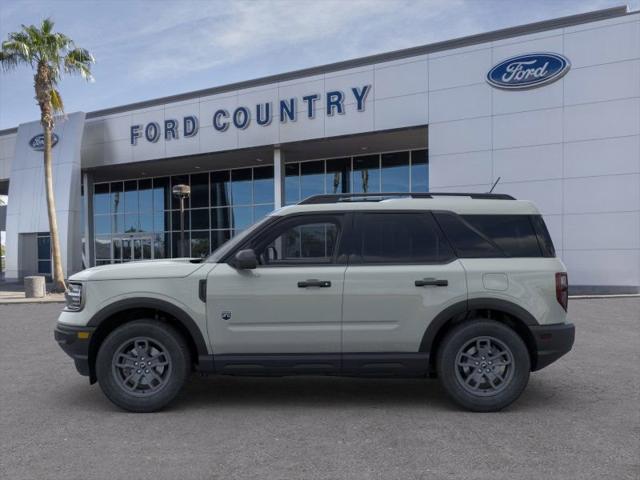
[487,53,570,90]
[29,133,59,151]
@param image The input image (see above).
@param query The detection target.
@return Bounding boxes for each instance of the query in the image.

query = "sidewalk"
[0,282,65,304]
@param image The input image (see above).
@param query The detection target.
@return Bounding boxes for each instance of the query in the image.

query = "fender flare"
[419,298,539,353]
[87,297,209,357]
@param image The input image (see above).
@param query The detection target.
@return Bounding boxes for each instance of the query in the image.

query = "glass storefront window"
[139,179,153,212]
[190,231,210,258]
[190,173,209,208]
[285,163,300,205]
[411,149,429,192]
[300,160,325,200]
[191,208,209,230]
[352,155,381,193]
[153,177,170,211]
[381,151,410,192]
[211,207,231,229]
[211,171,231,207]
[94,184,110,214]
[253,166,274,204]
[325,158,350,194]
[232,205,253,231]
[124,180,138,213]
[231,168,252,205]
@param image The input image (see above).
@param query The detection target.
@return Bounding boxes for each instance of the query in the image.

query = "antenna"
[488,176,501,193]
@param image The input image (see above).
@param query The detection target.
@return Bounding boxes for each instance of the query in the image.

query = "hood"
[69,258,206,281]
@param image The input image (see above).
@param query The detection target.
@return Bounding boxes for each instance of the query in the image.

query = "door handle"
[298,279,332,288]
[415,278,448,287]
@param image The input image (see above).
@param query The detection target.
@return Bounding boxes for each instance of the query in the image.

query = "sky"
[0,0,637,130]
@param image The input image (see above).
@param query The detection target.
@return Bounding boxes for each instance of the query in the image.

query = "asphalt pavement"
[0,299,638,480]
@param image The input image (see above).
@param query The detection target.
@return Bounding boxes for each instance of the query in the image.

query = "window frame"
[348,211,456,266]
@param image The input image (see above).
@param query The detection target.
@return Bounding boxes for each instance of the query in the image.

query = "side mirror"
[232,249,258,270]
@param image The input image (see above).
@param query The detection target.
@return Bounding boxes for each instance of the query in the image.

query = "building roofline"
[0,5,630,135]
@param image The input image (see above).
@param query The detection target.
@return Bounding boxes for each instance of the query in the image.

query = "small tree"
[0,18,94,292]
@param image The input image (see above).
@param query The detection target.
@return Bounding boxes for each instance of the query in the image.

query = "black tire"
[436,319,530,412]
[96,320,191,412]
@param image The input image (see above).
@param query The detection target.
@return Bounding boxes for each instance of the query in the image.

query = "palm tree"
[0,18,94,292]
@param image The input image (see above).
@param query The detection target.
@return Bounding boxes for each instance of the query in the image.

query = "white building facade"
[0,6,638,293]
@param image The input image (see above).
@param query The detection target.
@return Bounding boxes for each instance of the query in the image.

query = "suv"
[55,192,574,412]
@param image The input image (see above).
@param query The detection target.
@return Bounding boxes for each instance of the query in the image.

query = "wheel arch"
[421,298,539,373]
[86,298,209,383]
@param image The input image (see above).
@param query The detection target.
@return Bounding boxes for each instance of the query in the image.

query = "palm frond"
[50,88,64,113]
[64,47,94,81]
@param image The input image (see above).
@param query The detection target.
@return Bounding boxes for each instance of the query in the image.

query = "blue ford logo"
[487,53,570,90]
[29,133,59,151]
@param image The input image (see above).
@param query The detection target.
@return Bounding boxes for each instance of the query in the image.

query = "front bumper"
[54,323,95,377]
[530,322,575,371]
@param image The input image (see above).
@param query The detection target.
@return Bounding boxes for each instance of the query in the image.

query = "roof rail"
[298,192,515,204]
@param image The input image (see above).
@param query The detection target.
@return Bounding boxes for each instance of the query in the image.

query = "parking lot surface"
[0,299,638,480]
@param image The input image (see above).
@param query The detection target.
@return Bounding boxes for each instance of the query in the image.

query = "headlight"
[64,283,84,311]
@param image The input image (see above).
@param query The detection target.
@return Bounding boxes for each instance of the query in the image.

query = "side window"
[354,212,454,264]
[255,217,340,265]
[462,215,543,257]
[435,213,546,258]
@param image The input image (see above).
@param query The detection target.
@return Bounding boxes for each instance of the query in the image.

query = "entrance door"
[207,214,347,361]
[115,236,154,262]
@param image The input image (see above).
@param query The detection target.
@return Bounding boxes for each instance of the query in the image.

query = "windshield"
[205,216,273,263]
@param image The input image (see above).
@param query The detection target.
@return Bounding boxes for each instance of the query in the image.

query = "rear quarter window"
[435,213,554,258]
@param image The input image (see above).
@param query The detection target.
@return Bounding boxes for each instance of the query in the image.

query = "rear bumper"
[54,323,95,377]
[530,322,575,371]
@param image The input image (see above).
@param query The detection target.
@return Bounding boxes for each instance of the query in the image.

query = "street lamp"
[172,184,191,258]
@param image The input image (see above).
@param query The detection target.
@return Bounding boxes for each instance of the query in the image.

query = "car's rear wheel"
[436,319,530,412]
[96,320,190,412]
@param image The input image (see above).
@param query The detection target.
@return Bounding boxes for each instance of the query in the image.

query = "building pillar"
[83,172,94,268]
[273,147,285,208]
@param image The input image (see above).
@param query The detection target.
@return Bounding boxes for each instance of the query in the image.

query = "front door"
[207,214,347,362]
[341,212,467,372]
[115,235,153,262]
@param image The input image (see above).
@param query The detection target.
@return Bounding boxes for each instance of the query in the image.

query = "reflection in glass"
[94,215,111,235]
[38,260,51,274]
[211,230,232,251]
[231,168,252,205]
[325,158,350,194]
[411,149,429,192]
[138,179,153,211]
[139,212,153,232]
[254,204,274,222]
[232,206,252,230]
[211,207,231,229]
[253,166,274,204]
[381,151,410,192]
[211,171,231,207]
[95,236,111,259]
[191,208,209,230]
[153,177,170,211]
[190,231,210,258]
[153,212,167,232]
[284,163,300,205]
[111,182,123,217]
[113,238,122,261]
[301,161,324,200]
[352,155,380,193]
[190,173,209,208]
[94,184,110,214]
[124,180,138,212]
[124,213,139,232]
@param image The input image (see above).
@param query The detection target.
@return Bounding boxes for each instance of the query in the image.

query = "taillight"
[555,272,568,311]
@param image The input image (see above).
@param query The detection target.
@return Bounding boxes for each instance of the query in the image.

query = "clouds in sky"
[0,0,633,129]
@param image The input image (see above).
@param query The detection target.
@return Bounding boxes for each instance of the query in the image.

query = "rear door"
[341,212,467,370]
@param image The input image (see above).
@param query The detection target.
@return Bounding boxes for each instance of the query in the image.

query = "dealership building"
[0,5,639,293]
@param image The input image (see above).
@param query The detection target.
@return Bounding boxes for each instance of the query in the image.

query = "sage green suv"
[55,192,574,412]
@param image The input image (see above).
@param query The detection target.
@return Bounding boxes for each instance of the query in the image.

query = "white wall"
[428,12,640,289]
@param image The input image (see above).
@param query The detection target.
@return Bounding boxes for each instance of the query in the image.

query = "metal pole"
[179,196,185,257]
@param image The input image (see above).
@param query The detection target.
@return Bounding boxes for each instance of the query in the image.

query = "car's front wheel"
[436,319,530,412]
[96,320,190,412]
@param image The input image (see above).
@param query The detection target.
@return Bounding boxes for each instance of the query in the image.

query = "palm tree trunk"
[43,123,66,292]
